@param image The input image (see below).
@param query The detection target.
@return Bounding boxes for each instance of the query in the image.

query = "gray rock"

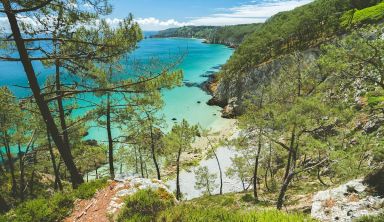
[107,176,176,219]
[311,179,384,222]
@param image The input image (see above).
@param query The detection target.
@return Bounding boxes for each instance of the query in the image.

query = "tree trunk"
[149,123,161,180]
[144,161,149,178]
[253,131,262,202]
[29,169,36,197]
[213,150,223,195]
[176,147,182,200]
[0,194,9,213]
[18,143,25,200]
[2,1,83,188]
[47,129,63,191]
[206,177,211,195]
[106,93,115,179]
[276,172,295,210]
[241,179,246,191]
[3,136,17,197]
[55,59,71,152]
[265,142,273,192]
[138,146,145,178]
[0,149,6,172]
[95,166,99,179]
[134,146,139,174]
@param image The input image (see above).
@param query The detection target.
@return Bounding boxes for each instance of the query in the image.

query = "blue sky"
[0,0,312,32]
[108,0,312,30]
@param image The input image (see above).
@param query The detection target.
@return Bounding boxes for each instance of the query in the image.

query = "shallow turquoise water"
[0,37,233,154]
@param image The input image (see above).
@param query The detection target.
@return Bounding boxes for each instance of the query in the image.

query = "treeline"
[152,24,262,48]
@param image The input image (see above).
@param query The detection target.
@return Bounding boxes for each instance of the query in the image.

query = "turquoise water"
[0,37,233,154]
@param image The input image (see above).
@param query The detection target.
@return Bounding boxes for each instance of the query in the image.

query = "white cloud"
[189,0,313,26]
[134,17,192,31]
[134,0,312,30]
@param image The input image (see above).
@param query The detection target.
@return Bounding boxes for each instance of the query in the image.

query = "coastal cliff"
[152,24,261,48]
[206,0,384,118]
[208,49,320,118]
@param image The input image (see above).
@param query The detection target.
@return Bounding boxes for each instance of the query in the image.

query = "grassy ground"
[341,2,384,28]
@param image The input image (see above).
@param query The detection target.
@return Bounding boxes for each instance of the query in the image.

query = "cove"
[0,36,233,157]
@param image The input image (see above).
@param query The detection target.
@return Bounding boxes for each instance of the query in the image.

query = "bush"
[117,189,175,222]
[50,193,74,220]
[2,179,108,222]
[73,178,108,199]
[157,205,317,222]
[354,213,384,222]
[5,192,75,222]
[364,168,384,197]
[341,2,384,28]
[241,193,254,203]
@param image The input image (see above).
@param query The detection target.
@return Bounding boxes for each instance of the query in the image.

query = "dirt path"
[64,181,123,222]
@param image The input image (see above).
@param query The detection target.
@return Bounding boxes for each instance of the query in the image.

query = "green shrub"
[3,179,108,222]
[73,178,108,199]
[157,205,317,222]
[365,168,384,197]
[117,189,175,222]
[241,193,254,203]
[0,214,7,222]
[341,2,384,28]
[354,213,384,222]
[8,199,54,222]
[5,194,73,222]
[5,192,75,222]
[221,196,236,206]
[50,193,74,220]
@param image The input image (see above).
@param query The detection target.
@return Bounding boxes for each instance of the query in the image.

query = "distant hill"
[152,24,262,48]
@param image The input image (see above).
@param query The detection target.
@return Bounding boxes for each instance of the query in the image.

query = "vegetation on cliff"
[217,0,382,102]
[152,24,262,48]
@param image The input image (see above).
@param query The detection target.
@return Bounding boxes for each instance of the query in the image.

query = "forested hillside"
[211,0,384,115]
[207,0,384,218]
[153,24,262,48]
[1,0,384,221]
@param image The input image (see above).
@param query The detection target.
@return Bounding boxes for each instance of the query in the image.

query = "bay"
[0,36,233,156]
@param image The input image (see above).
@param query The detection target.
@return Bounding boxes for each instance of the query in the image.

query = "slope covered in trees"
[211,0,383,114]
[153,24,262,48]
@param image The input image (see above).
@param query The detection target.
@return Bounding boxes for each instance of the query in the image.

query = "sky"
[109,0,313,30]
[0,0,312,32]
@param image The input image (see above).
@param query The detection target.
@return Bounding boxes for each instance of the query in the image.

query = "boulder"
[311,179,384,222]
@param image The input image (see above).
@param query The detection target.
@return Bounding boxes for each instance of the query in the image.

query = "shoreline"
[150,36,238,49]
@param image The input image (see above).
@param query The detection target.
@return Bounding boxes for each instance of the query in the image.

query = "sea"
[0,32,233,154]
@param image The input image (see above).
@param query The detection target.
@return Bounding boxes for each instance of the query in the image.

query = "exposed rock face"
[108,175,176,216]
[210,49,319,117]
[311,179,384,222]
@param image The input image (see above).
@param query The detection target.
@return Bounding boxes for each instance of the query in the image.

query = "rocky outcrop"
[311,179,384,222]
[107,175,175,216]
[209,49,320,117]
[65,176,175,222]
